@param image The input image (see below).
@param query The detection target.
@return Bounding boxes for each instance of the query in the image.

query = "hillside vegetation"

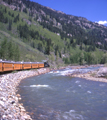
[0,0,107,67]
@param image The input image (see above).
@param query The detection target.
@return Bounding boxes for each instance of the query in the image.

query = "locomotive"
[0,60,50,72]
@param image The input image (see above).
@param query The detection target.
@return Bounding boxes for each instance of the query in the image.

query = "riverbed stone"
[0,87,2,91]
[0,101,5,107]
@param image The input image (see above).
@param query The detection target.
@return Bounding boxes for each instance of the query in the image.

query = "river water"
[18,67,107,120]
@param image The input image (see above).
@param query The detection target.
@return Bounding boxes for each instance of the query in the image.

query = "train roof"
[0,60,44,64]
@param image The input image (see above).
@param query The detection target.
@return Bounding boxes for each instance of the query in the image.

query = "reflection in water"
[18,67,107,120]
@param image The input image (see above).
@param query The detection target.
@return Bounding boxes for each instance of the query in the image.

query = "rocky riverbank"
[68,67,107,83]
[0,68,50,120]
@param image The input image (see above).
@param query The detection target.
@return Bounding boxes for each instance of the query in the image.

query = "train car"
[13,62,23,71]
[22,62,32,70]
[31,62,39,69]
[38,62,44,68]
[1,61,14,72]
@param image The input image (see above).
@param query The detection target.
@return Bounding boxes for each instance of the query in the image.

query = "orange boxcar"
[32,63,39,69]
[23,63,32,69]
[3,63,14,71]
[14,63,22,70]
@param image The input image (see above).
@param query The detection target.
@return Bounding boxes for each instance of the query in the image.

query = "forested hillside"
[0,0,107,67]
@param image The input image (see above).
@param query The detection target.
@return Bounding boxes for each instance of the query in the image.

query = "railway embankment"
[68,67,107,83]
[0,68,50,120]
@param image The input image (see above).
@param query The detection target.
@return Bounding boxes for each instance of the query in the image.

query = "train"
[0,60,50,72]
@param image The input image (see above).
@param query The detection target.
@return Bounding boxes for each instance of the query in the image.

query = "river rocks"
[0,87,2,91]
[69,67,107,83]
[0,68,50,120]
[0,101,5,107]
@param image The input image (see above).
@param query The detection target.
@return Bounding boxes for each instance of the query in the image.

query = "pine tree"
[45,39,51,55]
[8,20,12,30]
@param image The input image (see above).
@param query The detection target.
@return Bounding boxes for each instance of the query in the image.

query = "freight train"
[0,60,50,72]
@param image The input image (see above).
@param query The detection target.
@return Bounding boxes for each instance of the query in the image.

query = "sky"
[31,0,107,26]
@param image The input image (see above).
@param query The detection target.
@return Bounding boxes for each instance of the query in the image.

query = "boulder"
[97,67,107,77]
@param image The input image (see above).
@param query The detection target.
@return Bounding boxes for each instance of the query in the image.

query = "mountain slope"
[0,0,107,66]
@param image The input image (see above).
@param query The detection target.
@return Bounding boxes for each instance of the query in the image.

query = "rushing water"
[18,67,107,120]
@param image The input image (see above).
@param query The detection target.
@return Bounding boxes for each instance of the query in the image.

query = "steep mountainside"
[0,0,107,66]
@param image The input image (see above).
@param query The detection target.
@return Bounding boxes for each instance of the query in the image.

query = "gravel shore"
[0,68,50,120]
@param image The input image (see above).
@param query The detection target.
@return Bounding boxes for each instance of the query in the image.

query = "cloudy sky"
[31,0,107,26]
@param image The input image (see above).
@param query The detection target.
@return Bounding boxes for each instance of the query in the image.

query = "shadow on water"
[18,67,107,120]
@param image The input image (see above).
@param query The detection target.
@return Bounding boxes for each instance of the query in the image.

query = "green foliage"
[0,38,20,61]
[78,52,84,65]
[0,38,8,59]
[100,53,107,64]
[63,50,107,65]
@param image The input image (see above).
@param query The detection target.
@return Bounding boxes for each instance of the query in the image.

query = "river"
[18,67,107,120]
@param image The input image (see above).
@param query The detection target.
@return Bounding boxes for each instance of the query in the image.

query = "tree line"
[63,51,107,65]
